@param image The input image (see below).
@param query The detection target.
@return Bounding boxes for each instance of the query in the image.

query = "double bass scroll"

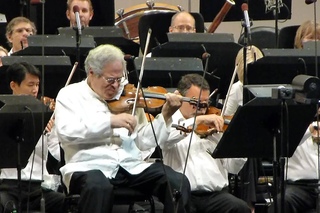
[207,0,235,33]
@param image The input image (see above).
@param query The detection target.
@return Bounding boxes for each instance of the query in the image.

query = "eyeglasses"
[172,25,195,32]
[101,76,125,84]
[12,27,34,34]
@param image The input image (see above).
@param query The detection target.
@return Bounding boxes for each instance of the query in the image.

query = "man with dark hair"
[0,62,64,213]
[161,73,251,213]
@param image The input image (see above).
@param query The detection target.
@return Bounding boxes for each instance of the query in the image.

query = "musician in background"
[294,20,320,49]
[161,73,250,213]
[224,46,264,212]
[0,45,8,67]
[0,62,64,213]
[224,45,264,116]
[66,0,94,28]
[169,11,196,33]
[5,17,36,55]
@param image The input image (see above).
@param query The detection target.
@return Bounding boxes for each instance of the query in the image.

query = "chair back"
[278,25,300,48]
[238,26,278,49]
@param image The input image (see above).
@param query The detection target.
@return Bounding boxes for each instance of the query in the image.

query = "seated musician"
[0,62,64,213]
[54,44,191,213]
[146,11,196,57]
[169,11,196,33]
[294,20,320,49]
[5,17,36,55]
[268,122,320,213]
[224,45,264,116]
[268,21,320,213]
[224,45,264,211]
[66,0,94,28]
[160,73,251,213]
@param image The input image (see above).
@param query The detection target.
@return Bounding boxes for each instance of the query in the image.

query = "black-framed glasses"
[101,76,125,84]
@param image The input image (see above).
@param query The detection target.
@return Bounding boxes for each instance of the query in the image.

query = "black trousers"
[190,188,251,213]
[69,161,191,213]
[0,179,65,213]
[268,181,318,213]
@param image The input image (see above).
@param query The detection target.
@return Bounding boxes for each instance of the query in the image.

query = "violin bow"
[220,64,238,117]
[131,28,152,116]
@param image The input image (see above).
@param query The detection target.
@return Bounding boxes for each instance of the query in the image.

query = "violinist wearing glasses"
[161,74,251,213]
[54,44,191,213]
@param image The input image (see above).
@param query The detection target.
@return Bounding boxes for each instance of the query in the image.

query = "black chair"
[138,12,205,54]
[63,188,156,213]
[278,25,300,48]
[238,26,278,49]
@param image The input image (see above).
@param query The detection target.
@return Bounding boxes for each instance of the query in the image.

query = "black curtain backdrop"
[200,0,292,22]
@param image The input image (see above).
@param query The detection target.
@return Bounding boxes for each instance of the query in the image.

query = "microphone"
[202,52,211,60]
[73,5,82,36]
[306,0,317,4]
[241,3,251,40]
[124,54,135,61]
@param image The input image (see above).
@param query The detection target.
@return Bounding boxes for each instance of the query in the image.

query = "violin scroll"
[41,96,55,111]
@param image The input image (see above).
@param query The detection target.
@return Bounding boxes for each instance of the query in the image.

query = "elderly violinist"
[160,73,250,213]
[54,44,191,213]
[0,62,64,213]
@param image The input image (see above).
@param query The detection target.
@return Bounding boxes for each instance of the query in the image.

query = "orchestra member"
[161,73,251,213]
[169,11,196,33]
[66,0,94,28]
[54,44,191,213]
[5,17,36,55]
[224,45,264,116]
[294,20,320,49]
[268,122,320,213]
[0,62,64,213]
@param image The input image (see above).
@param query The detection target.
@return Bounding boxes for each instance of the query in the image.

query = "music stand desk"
[132,57,203,88]
[58,26,140,56]
[247,48,320,85]
[0,95,52,168]
[151,33,242,98]
[0,56,76,98]
[13,34,95,56]
[212,97,317,158]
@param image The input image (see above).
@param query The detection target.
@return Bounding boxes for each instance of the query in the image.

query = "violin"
[107,84,198,114]
[172,106,232,138]
[41,96,56,111]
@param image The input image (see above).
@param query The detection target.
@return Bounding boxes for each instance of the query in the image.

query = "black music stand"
[247,48,320,85]
[0,95,52,213]
[58,26,140,57]
[212,95,317,213]
[151,33,242,98]
[13,34,95,56]
[0,56,77,98]
[131,57,204,88]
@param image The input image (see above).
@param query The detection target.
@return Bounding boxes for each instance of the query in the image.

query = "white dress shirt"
[286,129,319,181]
[55,79,172,190]
[161,109,247,191]
[224,81,243,116]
